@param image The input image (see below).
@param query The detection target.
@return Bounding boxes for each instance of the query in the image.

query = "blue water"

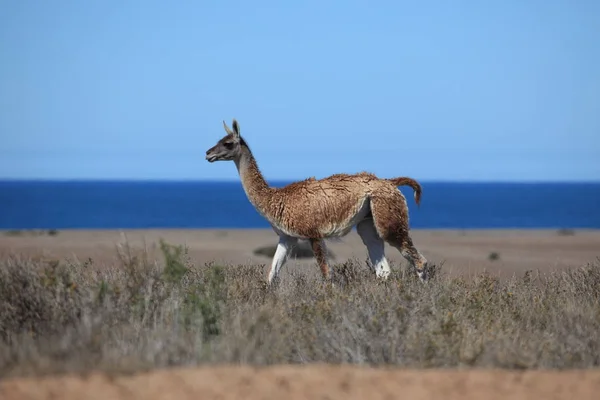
[1,180,599,230]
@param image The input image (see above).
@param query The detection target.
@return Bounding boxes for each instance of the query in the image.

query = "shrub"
[0,243,599,378]
[254,240,336,260]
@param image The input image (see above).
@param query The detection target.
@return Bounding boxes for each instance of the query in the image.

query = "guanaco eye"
[223,142,234,149]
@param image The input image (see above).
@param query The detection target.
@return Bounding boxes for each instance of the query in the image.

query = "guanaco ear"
[231,119,240,139]
[222,120,234,136]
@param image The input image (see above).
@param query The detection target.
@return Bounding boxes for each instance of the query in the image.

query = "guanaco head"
[205,119,243,163]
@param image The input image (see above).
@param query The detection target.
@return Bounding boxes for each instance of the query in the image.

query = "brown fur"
[206,119,429,283]
[310,239,330,280]
[387,177,422,206]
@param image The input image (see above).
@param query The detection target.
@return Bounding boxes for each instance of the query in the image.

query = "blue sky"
[1,0,599,182]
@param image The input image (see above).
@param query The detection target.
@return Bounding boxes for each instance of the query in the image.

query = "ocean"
[1,180,599,230]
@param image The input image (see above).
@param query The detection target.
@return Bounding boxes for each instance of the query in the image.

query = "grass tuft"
[0,242,599,378]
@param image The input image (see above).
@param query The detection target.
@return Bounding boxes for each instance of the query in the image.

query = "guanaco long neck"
[234,143,274,216]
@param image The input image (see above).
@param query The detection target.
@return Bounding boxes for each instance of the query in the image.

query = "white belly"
[320,197,371,238]
[268,196,372,240]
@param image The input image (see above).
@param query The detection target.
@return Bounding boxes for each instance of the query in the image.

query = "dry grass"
[0,239,599,379]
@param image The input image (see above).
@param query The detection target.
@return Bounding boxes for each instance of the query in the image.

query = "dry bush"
[0,240,599,378]
[254,240,336,260]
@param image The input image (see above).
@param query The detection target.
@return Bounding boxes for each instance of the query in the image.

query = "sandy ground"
[1,228,599,280]
[2,365,600,400]
[1,228,599,399]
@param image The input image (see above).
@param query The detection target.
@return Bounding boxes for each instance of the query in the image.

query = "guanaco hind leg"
[370,194,429,280]
[356,218,391,279]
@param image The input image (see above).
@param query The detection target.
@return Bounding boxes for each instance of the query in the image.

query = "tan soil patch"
[1,228,599,281]
[2,365,600,400]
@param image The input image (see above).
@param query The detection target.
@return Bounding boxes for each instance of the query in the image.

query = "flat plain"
[1,227,598,280]
[0,228,599,400]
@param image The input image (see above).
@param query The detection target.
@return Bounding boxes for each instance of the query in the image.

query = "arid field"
[1,228,599,399]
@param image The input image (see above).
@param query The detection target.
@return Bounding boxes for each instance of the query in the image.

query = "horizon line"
[1,177,600,185]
